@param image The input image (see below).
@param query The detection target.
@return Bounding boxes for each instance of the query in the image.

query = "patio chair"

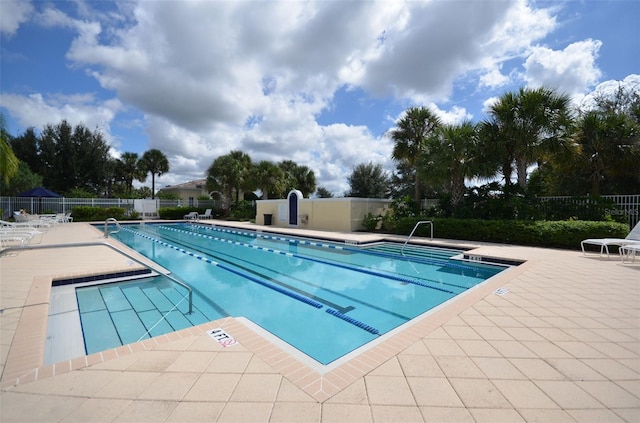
[183,211,199,220]
[199,209,213,219]
[620,244,640,264]
[581,221,640,258]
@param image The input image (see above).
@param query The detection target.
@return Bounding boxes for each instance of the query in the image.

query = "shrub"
[395,217,629,250]
[71,206,130,222]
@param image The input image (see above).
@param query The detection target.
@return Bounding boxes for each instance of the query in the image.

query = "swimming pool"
[80,223,506,364]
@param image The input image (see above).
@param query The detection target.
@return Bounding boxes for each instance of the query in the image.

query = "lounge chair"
[620,244,640,264]
[581,221,640,258]
[183,211,199,220]
[199,209,213,219]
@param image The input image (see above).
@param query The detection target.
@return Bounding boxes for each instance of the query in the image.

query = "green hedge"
[395,217,629,250]
[71,206,135,222]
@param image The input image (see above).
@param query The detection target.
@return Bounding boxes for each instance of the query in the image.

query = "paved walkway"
[0,221,638,422]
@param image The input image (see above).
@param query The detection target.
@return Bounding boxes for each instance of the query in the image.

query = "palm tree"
[0,113,19,185]
[252,160,285,199]
[388,106,441,205]
[117,152,147,195]
[139,149,170,199]
[487,87,573,189]
[278,160,316,198]
[228,151,252,203]
[573,110,640,196]
[427,121,487,207]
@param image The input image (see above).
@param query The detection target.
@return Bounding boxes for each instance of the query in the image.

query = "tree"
[486,87,574,189]
[573,111,639,196]
[345,162,390,198]
[0,113,19,185]
[315,186,334,198]
[0,161,43,196]
[252,160,284,200]
[139,149,170,199]
[278,160,316,198]
[426,121,488,207]
[116,152,147,195]
[388,106,441,205]
[30,120,112,195]
[206,151,251,207]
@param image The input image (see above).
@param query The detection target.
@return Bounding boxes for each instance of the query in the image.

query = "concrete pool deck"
[0,221,638,422]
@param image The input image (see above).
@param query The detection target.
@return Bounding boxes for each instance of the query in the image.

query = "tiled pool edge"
[0,254,532,403]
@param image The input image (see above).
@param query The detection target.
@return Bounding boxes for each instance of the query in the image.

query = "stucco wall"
[256,197,391,232]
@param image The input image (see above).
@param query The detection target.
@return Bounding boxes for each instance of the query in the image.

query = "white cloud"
[3,0,629,196]
[0,0,33,36]
[524,39,603,95]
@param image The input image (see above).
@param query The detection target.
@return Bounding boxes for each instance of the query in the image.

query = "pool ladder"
[401,220,433,256]
[104,218,121,238]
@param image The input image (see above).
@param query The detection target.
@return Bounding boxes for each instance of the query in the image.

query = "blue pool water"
[79,223,505,364]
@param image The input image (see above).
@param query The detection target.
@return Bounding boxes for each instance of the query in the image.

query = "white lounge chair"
[183,211,199,220]
[620,244,640,264]
[199,209,213,219]
[581,222,640,258]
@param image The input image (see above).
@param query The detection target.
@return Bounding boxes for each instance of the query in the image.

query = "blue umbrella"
[17,187,61,197]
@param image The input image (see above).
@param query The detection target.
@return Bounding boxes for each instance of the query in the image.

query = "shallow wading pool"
[73,223,507,365]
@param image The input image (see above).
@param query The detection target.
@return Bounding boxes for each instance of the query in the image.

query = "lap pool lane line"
[121,227,385,337]
[156,227,416,324]
[161,224,455,295]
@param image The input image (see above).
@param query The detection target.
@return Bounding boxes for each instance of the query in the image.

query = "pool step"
[363,244,458,261]
[79,281,202,355]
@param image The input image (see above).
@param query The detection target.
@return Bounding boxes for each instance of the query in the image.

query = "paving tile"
[276,378,318,402]
[492,379,558,409]
[165,401,226,422]
[546,358,608,381]
[472,357,527,380]
[58,398,132,423]
[321,403,373,423]
[270,402,321,423]
[433,355,485,378]
[508,358,566,380]
[422,338,466,356]
[534,380,602,409]
[371,405,424,422]
[165,351,215,372]
[364,375,416,406]
[608,407,640,423]
[516,408,577,423]
[216,401,273,423]
[418,406,474,423]
[0,392,87,422]
[182,373,241,402]
[112,399,178,423]
[455,339,502,357]
[93,371,160,399]
[448,378,511,408]
[229,373,282,402]
[206,351,253,373]
[324,379,369,404]
[468,407,524,422]
[576,380,640,408]
[137,371,199,400]
[398,354,444,377]
[407,377,463,407]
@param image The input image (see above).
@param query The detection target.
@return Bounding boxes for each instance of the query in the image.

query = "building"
[157,179,213,205]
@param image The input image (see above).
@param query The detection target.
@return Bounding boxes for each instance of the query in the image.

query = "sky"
[1,0,639,196]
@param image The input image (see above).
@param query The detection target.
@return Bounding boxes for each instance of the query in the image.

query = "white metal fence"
[0,197,225,220]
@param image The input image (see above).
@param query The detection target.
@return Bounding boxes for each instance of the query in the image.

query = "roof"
[160,179,207,191]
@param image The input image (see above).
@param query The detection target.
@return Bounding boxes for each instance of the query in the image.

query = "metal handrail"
[104,218,121,238]
[1,241,193,314]
[401,220,433,256]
